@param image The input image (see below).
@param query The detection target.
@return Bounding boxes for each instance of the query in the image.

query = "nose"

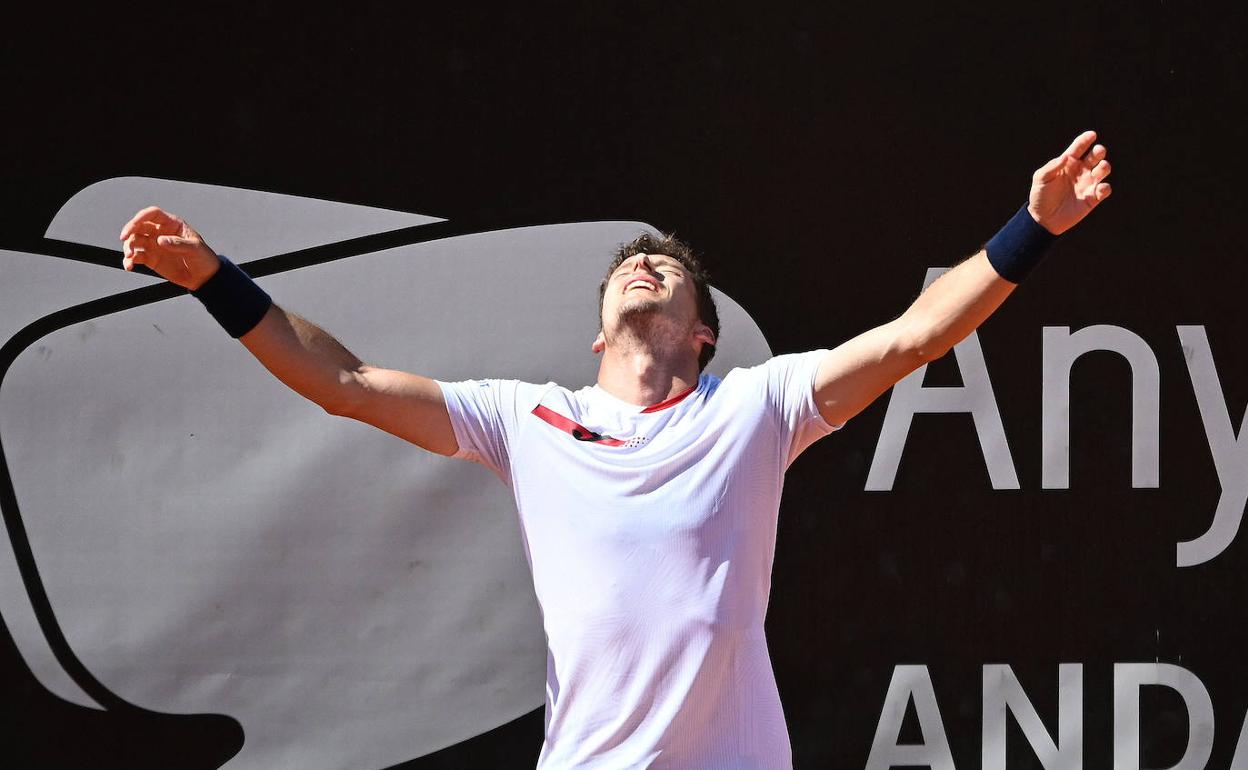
[630,253,657,273]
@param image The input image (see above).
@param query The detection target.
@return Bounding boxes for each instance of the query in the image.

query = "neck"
[596,343,701,407]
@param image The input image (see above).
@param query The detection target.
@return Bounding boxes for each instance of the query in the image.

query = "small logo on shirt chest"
[532,405,649,447]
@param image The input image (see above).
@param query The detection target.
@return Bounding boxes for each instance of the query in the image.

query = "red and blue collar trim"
[638,384,697,414]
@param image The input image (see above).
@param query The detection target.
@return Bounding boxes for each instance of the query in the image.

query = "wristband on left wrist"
[984,205,1058,283]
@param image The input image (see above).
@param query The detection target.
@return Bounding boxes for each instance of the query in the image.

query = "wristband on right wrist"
[984,204,1058,284]
[190,255,273,338]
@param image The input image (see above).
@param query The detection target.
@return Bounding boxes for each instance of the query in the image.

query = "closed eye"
[611,262,683,280]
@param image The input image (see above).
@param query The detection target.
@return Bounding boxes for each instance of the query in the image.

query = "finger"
[1091,159,1111,183]
[122,233,146,271]
[126,233,164,269]
[125,220,165,239]
[1084,144,1107,166]
[120,206,159,239]
[156,234,194,250]
[120,205,179,232]
[120,206,182,241]
[1094,182,1112,202]
[132,247,168,276]
[126,236,148,266]
[1061,130,1097,160]
[123,233,144,261]
[1034,153,1069,183]
[122,252,160,275]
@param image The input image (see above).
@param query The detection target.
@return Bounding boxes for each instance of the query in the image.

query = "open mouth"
[625,279,659,293]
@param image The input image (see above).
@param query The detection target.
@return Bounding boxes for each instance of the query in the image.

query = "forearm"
[239,305,366,415]
[900,250,1017,361]
[811,132,1109,428]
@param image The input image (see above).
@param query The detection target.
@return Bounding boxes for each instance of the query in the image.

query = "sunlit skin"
[592,252,717,408]
[102,130,1118,768]
[116,130,1111,452]
[806,130,1112,428]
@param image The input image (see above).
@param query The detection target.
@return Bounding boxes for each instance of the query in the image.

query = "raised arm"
[118,206,458,456]
[812,130,1113,428]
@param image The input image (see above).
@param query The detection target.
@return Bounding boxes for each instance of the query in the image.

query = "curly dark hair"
[598,232,720,372]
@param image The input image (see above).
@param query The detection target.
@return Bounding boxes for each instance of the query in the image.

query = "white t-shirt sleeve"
[435,378,529,485]
[758,349,844,466]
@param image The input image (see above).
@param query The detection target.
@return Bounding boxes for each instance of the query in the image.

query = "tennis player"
[119,131,1110,769]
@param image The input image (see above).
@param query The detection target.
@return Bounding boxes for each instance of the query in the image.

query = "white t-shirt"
[437,350,840,770]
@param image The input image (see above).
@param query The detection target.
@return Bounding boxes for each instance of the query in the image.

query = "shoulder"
[713,351,831,417]
[437,378,562,418]
[717,350,828,388]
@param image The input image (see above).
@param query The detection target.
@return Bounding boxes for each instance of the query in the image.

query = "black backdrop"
[3,3,1247,768]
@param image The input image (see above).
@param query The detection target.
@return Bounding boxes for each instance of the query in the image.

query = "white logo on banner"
[869,267,1247,567]
[0,178,774,768]
[869,663,1244,770]
[3,183,1241,768]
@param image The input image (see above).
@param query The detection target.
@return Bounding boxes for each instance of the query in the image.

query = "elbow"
[913,338,952,364]
[897,315,951,364]
[322,368,368,418]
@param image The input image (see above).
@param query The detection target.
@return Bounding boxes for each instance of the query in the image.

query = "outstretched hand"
[1028,130,1113,236]
[119,206,221,290]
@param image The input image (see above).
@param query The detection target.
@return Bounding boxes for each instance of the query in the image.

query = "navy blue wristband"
[190,255,273,338]
[984,205,1058,283]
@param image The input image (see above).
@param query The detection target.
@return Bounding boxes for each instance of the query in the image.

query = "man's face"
[596,252,712,354]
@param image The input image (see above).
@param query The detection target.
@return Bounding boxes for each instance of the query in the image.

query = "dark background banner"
[2,3,1246,768]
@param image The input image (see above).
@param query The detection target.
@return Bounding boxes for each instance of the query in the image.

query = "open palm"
[1028,130,1113,235]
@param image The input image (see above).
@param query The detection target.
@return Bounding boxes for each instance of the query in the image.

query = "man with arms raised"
[119,131,1111,769]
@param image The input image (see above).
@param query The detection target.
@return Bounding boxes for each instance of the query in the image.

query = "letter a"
[867,267,1019,490]
[866,665,956,770]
